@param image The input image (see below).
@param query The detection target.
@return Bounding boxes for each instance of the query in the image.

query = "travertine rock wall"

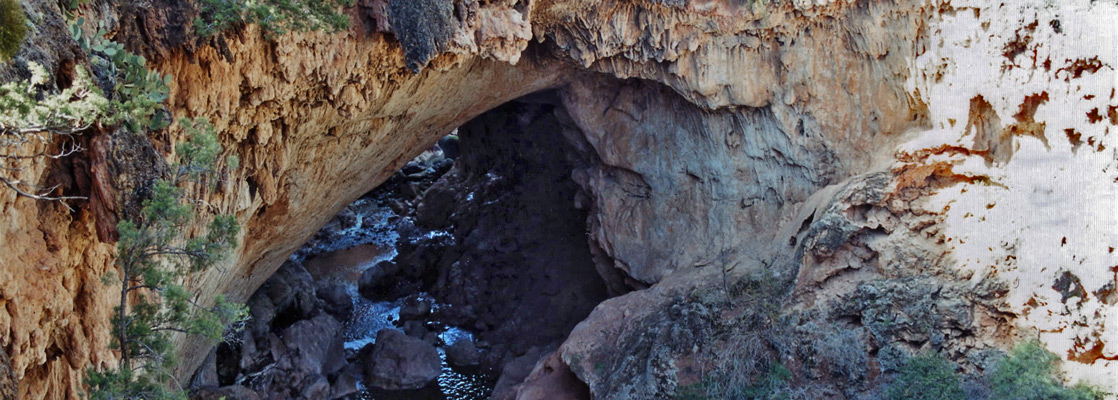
[2,0,567,397]
[1,0,1116,398]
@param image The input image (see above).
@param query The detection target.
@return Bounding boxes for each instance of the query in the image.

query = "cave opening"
[199,90,606,399]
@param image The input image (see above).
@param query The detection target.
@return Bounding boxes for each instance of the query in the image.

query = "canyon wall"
[1,0,1115,398]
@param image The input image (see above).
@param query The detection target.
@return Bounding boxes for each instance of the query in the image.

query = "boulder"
[401,320,429,339]
[358,261,400,300]
[265,261,318,328]
[329,364,364,399]
[244,290,276,337]
[398,294,432,321]
[280,314,346,377]
[415,179,458,229]
[190,385,262,400]
[238,328,273,372]
[438,135,459,159]
[401,161,424,175]
[491,347,550,400]
[445,339,480,368]
[363,329,442,390]
[315,282,354,318]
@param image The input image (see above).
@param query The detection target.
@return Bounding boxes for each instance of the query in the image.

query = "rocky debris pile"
[191,147,488,399]
[191,259,490,399]
[190,261,355,399]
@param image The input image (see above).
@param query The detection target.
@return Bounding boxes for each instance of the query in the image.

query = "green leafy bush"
[885,353,965,400]
[0,0,27,61]
[990,341,1105,400]
[70,19,172,133]
[195,0,355,37]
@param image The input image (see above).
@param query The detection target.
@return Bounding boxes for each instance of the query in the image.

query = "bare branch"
[0,177,86,211]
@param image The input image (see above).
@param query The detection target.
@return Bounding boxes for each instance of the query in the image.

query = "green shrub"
[678,362,806,400]
[990,341,1105,400]
[195,0,354,37]
[70,19,172,133]
[0,0,27,61]
[885,353,965,400]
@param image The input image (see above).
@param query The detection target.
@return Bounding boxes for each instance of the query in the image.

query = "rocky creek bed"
[190,95,607,399]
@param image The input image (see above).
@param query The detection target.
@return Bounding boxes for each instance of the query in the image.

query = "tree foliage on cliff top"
[195,0,354,37]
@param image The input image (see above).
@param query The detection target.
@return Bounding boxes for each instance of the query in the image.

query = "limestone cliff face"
[1,0,1116,398]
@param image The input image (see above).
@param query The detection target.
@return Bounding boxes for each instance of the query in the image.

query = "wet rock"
[402,161,425,175]
[364,329,442,390]
[336,208,359,230]
[398,295,432,321]
[316,282,354,318]
[445,339,480,368]
[358,261,398,300]
[438,135,459,159]
[402,320,429,338]
[190,385,262,400]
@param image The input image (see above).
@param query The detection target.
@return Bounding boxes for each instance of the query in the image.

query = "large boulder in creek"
[280,314,347,378]
[363,329,442,390]
[445,338,480,368]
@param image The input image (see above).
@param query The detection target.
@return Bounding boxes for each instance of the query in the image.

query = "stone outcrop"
[1,0,1116,398]
[363,329,442,391]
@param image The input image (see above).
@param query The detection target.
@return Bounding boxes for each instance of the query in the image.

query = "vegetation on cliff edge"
[195,0,355,37]
[0,0,26,61]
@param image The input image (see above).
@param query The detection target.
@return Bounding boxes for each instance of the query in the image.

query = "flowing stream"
[302,191,495,400]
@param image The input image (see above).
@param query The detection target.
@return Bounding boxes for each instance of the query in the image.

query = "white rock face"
[903,0,1118,390]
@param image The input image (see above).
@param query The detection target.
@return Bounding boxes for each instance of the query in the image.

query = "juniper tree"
[85,117,247,400]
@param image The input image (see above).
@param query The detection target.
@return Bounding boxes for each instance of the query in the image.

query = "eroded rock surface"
[1,0,1116,398]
